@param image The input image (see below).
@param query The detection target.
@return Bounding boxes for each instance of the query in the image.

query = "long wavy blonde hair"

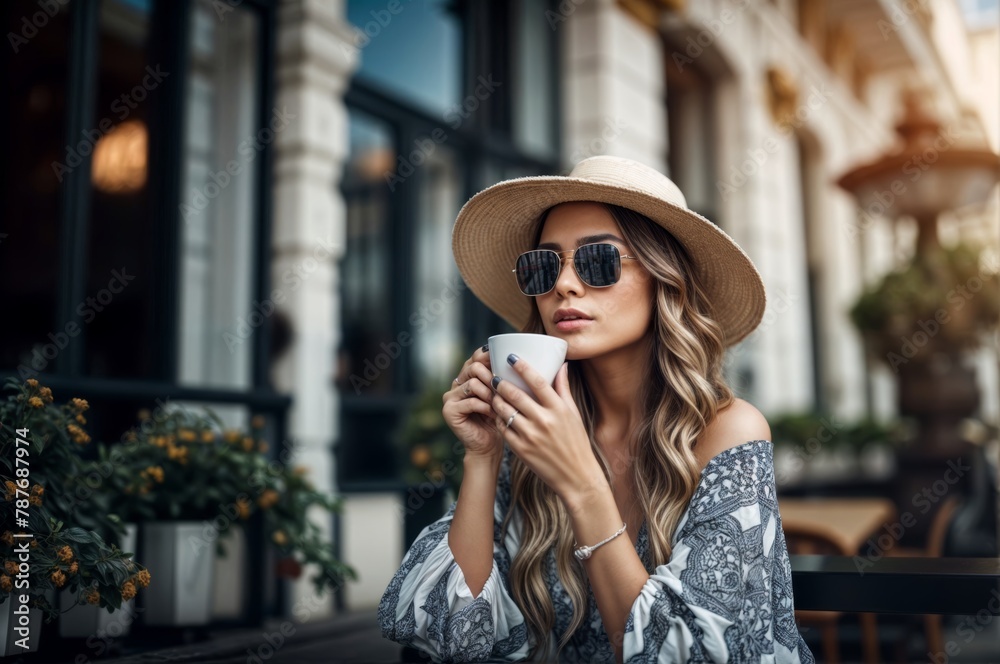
[500,203,734,660]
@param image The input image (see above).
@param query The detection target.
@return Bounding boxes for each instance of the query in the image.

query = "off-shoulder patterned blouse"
[378,439,816,663]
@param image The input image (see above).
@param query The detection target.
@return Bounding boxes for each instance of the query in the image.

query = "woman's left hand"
[490,355,608,507]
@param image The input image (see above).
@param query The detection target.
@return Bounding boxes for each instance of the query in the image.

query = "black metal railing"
[791,555,1000,614]
[1,372,293,628]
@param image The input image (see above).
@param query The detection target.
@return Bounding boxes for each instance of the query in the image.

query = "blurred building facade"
[3,0,997,621]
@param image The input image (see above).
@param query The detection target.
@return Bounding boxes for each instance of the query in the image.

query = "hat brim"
[452,175,766,347]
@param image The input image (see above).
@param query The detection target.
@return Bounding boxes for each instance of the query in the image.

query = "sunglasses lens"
[574,243,621,287]
[515,251,559,295]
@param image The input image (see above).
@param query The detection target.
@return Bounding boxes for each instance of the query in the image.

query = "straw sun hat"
[451,155,766,347]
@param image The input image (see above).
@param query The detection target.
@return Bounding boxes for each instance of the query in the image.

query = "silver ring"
[505,410,518,429]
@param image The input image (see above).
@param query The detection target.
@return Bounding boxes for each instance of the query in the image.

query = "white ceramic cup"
[488,333,568,401]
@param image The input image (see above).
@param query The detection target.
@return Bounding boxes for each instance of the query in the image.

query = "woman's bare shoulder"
[694,398,771,471]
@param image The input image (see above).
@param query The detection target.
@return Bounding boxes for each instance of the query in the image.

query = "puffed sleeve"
[378,445,531,662]
[622,441,815,664]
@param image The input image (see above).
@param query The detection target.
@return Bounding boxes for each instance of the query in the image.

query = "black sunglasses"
[512,243,639,296]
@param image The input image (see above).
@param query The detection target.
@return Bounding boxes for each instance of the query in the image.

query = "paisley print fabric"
[378,440,815,663]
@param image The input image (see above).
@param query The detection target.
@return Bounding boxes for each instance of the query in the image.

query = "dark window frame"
[3,0,287,628]
[337,0,562,492]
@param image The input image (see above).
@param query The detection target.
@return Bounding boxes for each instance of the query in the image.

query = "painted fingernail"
[481,343,489,352]
[507,353,519,366]
[491,375,501,390]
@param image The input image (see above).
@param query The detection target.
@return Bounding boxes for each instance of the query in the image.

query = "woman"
[378,156,815,663]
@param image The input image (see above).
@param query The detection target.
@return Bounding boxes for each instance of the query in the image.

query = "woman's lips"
[555,318,593,331]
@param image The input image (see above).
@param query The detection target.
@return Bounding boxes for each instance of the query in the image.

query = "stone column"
[273,0,358,619]
[562,0,666,171]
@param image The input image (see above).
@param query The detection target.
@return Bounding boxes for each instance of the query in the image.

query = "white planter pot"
[140,521,214,626]
[59,523,139,638]
[1,595,41,656]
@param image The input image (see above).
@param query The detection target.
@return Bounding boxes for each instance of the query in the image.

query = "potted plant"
[850,242,1000,455]
[100,405,355,625]
[0,379,149,655]
[850,243,1000,367]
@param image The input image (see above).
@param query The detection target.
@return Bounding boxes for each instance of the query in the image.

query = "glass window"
[412,146,464,388]
[346,0,461,117]
[512,0,557,159]
[339,109,397,397]
[82,0,155,378]
[0,0,72,374]
[176,0,260,389]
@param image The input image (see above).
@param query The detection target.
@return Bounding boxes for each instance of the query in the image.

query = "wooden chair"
[784,528,881,664]
[883,495,962,657]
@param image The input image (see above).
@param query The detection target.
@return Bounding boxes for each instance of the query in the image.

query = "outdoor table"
[778,497,898,555]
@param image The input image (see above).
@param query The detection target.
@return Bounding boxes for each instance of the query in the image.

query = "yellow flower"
[236,498,251,520]
[410,445,432,469]
[200,430,214,443]
[1,575,12,593]
[25,379,39,389]
[137,408,151,421]
[67,423,91,444]
[251,415,266,429]
[85,589,100,605]
[71,398,89,412]
[4,561,17,575]
[76,413,87,425]
[272,530,288,546]
[39,386,54,403]
[31,484,44,496]
[29,540,37,548]
[292,465,308,477]
[257,489,279,510]
[69,561,79,575]
[124,430,137,442]
[258,442,269,454]
[51,570,67,588]
[178,429,197,443]
[28,495,42,506]
[134,569,151,588]
[167,445,189,462]
[242,437,254,452]
[28,396,44,409]
[121,581,136,601]
[224,429,241,443]
[57,546,74,562]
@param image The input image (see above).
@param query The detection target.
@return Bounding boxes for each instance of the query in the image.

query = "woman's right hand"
[443,344,503,461]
